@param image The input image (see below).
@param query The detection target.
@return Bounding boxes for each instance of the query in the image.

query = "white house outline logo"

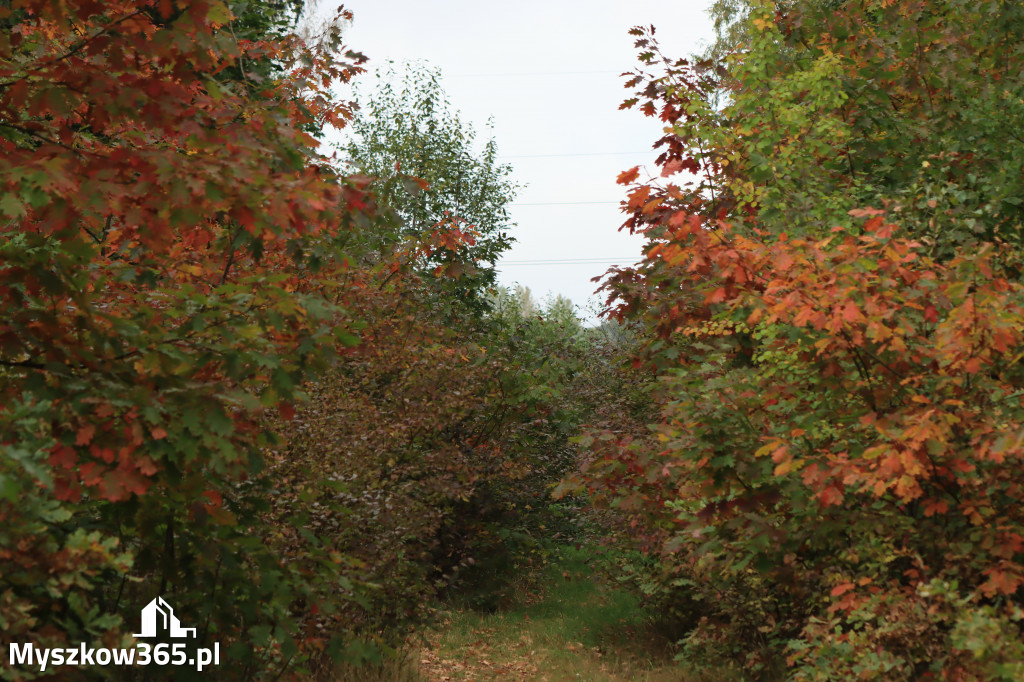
[134,597,197,638]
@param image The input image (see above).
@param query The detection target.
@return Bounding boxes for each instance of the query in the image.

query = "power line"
[499,258,637,266]
[494,264,626,273]
[503,151,651,159]
[501,257,634,262]
[447,70,621,78]
[512,201,620,206]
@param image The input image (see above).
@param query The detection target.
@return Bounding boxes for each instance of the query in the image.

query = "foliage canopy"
[342,64,519,310]
[570,0,1024,678]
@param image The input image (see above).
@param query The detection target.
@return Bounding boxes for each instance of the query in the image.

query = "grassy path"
[415,546,688,681]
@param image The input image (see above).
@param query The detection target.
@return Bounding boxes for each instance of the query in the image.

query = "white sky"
[326,1,716,317]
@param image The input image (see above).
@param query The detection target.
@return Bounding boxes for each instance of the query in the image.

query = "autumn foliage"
[0,1,591,678]
[572,1,1024,678]
[0,0,406,677]
[6,0,1024,679]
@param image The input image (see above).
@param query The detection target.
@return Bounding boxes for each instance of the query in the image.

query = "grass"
[414,544,716,681]
[328,656,423,682]
[319,544,743,681]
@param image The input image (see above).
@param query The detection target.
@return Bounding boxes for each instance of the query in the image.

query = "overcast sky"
[326,1,716,317]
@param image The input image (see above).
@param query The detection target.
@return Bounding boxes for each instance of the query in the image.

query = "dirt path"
[414,547,688,681]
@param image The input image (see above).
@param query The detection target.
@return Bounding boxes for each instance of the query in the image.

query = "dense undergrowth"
[0,0,602,678]
[3,1,1024,681]
[564,1,1024,679]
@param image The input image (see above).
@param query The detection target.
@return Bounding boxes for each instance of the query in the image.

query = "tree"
[570,2,1024,677]
[341,63,519,310]
[541,294,581,333]
[490,284,540,319]
[0,0,407,676]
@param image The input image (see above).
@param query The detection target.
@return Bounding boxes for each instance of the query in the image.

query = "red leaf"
[136,456,159,476]
[50,445,77,469]
[75,424,96,446]
[54,478,82,503]
[661,159,685,177]
[235,206,256,231]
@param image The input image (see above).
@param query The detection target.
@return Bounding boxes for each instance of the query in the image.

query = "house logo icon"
[134,597,197,638]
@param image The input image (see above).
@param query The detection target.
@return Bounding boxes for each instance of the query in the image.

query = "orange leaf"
[981,566,1023,597]
[818,485,845,507]
[848,207,886,217]
[627,186,651,209]
[922,499,949,517]
[705,287,728,304]
[617,166,640,185]
[841,301,863,323]
[830,582,855,597]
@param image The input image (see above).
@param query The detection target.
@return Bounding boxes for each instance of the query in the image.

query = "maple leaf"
[75,424,96,446]
[921,499,949,517]
[980,566,1024,597]
[818,485,844,507]
[617,166,641,185]
[49,445,77,470]
[841,301,863,323]
[661,159,688,177]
